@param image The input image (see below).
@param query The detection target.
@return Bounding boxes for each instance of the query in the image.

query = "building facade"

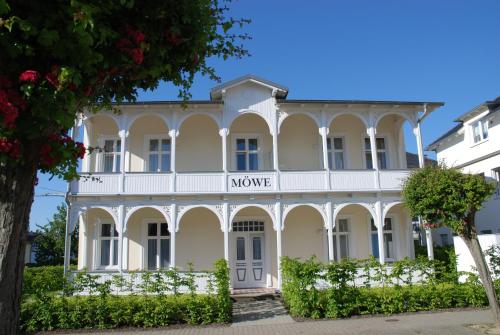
[65,75,442,290]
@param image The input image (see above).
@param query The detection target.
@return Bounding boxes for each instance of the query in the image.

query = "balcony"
[70,169,411,195]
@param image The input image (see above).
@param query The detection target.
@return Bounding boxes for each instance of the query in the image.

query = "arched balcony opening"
[231,205,276,288]
[128,115,170,173]
[83,115,119,173]
[328,114,367,170]
[375,114,412,169]
[383,202,414,260]
[177,207,223,271]
[279,114,322,171]
[283,205,326,262]
[177,114,222,172]
[125,207,170,271]
[228,113,273,171]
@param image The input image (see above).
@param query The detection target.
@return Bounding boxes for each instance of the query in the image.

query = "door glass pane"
[371,234,379,258]
[116,140,121,152]
[236,237,245,261]
[104,155,114,172]
[384,233,393,259]
[378,152,387,169]
[112,240,118,265]
[161,153,170,172]
[160,223,170,236]
[161,139,171,152]
[236,139,246,151]
[115,155,121,172]
[160,239,170,268]
[364,138,371,150]
[149,139,158,151]
[101,240,110,266]
[384,218,392,230]
[333,237,337,261]
[376,138,385,150]
[249,153,258,170]
[365,153,373,169]
[334,152,344,169]
[328,152,333,170]
[149,154,158,172]
[148,239,157,270]
[104,140,114,152]
[333,137,343,150]
[338,219,348,232]
[252,237,262,260]
[148,223,157,237]
[236,153,246,171]
[339,235,349,259]
[101,224,111,237]
[326,138,332,150]
[248,138,258,151]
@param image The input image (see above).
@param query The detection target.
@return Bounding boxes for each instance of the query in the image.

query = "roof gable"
[210,74,288,100]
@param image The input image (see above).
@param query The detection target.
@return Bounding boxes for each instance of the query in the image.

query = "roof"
[406,152,437,168]
[427,96,500,151]
[115,100,222,106]
[210,74,289,100]
[278,99,444,108]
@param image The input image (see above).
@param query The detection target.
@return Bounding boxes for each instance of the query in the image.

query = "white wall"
[454,234,500,280]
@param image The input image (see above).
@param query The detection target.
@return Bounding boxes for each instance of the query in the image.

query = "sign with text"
[228,173,275,192]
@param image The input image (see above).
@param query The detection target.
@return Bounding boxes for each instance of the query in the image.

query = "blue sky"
[30,0,500,230]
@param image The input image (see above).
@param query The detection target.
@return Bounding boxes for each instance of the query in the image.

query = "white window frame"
[327,135,347,170]
[98,136,121,173]
[332,216,350,261]
[142,219,171,270]
[231,133,262,171]
[96,221,119,270]
[363,134,390,170]
[470,119,489,145]
[368,216,396,262]
[144,135,171,172]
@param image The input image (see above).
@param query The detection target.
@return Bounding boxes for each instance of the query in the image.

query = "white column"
[169,129,178,192]
[220,129,229,192]
[407,218,414,259]
[272,131,279,171]
[275,201,283,289]
[223,203,229,261]
[376,201,385,264]
[367,126,379,170]
[320,127,330,170]
[63,204,71,277]
[117,205,124,273]
[119,129,127,193]
[326,202,334,262]
[82,121,91,172]
[170,203,177,267]
[414,121,425,168]
[425,228,434,260]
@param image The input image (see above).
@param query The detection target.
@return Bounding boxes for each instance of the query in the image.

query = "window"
[235,137,259,171]
[471,119,488,143]
[327,137,345,169]
[440,234,449,246]
[371,218,394,260]
[147,138,171,172]
[232,221,264,232]
[146,222,170,270]
[332,218,350,261]
[102,139,121,172]
[99,223,118,268]
[493,167,500,184]
[364,137,387,169]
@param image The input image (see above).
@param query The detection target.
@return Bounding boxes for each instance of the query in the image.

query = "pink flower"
[19,70,39,83]
[45,73,59,88]
[116,38,132,51]
[129,48,144,65]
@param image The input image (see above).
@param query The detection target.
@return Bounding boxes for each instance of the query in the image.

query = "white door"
[232,220,266,288]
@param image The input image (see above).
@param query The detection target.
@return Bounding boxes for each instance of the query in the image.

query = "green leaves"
[37,28,60,47]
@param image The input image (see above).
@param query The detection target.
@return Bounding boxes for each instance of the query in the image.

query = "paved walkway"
[231,294,293,326]
[47,309,496,334]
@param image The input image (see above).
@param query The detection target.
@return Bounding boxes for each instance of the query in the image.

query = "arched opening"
[283,205,326,262]
[333,204,375,261]
[328,114,367,170]
[384,203,414,260]
[126,207,170,271]
[177,114,222,172]
[128,115,170,172]
[231,206,276,288]
[77,207,117,271]
[177,207,223,271]
[84,115,119,173]
[375,114,411,169]
[279,114,321,171]
[228,113,273,171]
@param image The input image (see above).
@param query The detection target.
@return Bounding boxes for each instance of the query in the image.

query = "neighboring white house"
[427,97,500,273]
[64,75,443,291]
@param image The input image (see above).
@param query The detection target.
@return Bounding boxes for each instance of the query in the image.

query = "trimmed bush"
[23,265,65,296]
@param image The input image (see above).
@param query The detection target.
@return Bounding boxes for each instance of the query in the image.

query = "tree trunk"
[0,152,38,334]
[462,235,500,323]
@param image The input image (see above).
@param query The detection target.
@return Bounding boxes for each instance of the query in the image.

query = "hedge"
[281,256,489,319]
[20,259,231,331]
[23,265,66,296]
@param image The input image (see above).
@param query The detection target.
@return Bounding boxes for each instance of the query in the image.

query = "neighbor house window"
[146,222,170,270]
[235,137,259,171]
[102,139,121,173]
[493,167,500,184]
[327,137,345,169]
[147,138,171,172]
[371,218,394,260]
[333,218,350,261]
[99,223,119,268]
[364,137,387,169]
[440,234,449,246]
[471,119,488,143]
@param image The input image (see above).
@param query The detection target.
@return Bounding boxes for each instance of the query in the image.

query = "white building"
[64,75,443,290]
[427,97,500,273]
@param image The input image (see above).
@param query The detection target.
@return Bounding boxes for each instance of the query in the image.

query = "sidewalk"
[45,309,494,335]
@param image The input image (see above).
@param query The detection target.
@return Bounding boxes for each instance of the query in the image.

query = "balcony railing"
[70,169,411,195]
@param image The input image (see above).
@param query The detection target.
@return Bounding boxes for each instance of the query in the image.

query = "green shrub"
[23,265,65,296]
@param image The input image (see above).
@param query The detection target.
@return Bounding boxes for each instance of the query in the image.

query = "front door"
[232,221,266,288]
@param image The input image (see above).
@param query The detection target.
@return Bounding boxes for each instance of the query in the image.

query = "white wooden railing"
[71,170,411,195]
